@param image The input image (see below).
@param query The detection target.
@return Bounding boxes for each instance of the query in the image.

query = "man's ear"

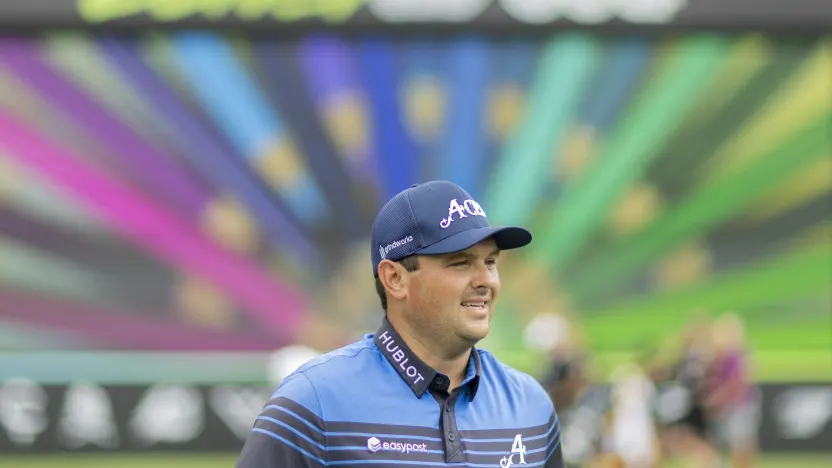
[377,260,408,303]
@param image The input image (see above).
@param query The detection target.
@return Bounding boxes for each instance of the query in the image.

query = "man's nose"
[471,263,498,291]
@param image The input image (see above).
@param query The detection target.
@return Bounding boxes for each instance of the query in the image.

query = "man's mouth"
[461,300,489,310]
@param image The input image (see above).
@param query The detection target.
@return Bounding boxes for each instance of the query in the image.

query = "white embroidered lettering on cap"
[441,198,486,228]
[378,235,414,259]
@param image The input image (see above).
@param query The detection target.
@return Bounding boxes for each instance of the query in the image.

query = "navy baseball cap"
[371,180,532,276]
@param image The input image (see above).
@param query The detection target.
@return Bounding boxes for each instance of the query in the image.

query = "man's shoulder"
[477,349,552,403]
[291,335,378,383]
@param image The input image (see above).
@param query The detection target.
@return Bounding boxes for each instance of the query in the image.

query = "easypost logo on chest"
[367,436,429,454]
[377,331,425,387]
[440,198,486,228]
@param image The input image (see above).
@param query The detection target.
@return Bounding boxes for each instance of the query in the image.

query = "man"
[237,180,563,467]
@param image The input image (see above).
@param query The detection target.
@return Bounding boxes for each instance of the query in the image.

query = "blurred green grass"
[2,454,831,467]
[0,454,239,468]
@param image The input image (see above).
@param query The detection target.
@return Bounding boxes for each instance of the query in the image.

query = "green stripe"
[643,39,802,196]
[496,348,832,382]
[0,321,89,349]
[0,351,270,384]
[485,33,600,226]
[568,115,830,302]
[583,243,831,349]
[0,238,108,301]
[42,33,161,134]
[534,36,730,268]
[0,152,100,233]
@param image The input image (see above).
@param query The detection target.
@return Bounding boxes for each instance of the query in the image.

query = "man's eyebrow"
[446,248,501,260]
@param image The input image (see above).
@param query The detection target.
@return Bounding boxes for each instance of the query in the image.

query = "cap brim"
[415,226,532,256]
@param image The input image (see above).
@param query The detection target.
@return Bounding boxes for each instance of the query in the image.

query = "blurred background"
[0,1,830,467]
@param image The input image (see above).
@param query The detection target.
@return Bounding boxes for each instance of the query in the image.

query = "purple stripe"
[0,110,305,340]
[0,290,279,351]
[298,35,355,102]
[0,38,208,216]
[298,35,378,182]
[97,38,318,266]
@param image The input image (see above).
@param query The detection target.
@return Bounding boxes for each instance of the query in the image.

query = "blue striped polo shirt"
[236,318,563,467]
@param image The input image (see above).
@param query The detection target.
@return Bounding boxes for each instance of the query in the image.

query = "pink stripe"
[0,291,279,351]
[0,110,303,339]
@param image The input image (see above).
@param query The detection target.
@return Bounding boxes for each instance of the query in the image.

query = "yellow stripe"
[324,92,370,160]
[174,274,235,330]
[200,194,261,254]
[488,84,524,141]
[0,153,24,201]
[256,138,305,190]
[684,34,772,127]
[744,156,832,223]
[789,221,832,249]
[701,39,832,182]
[0,65,48,123]
[403,75,445,143]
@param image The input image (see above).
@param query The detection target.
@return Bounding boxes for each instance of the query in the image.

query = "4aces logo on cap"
[440,198,486,229]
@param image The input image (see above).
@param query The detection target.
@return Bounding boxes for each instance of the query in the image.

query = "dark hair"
[375,255,420,311]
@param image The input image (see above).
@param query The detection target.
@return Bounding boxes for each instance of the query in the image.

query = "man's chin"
[459,323,490,345]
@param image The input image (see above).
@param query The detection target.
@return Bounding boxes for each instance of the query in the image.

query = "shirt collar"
[373,317,481,400]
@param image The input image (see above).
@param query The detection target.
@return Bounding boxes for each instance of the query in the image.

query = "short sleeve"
[544,391,564,468]
[236,372,327,468]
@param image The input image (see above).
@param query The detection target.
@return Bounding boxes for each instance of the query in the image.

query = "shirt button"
[448,432,456,441]
[434,376,444,385]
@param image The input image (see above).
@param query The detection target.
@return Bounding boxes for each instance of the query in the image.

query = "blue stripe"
[267,404,558,444]
[171,32,282,157]
[464,444,547,456]
[461,413,559,443]
[100,39,318,267]
[544,438,562,464]
[249,429,562,467]
[170,32,327,223]
[260,403,559,466]
[329,432,442,442]
[358,38,418,200]
[266,405,325,435]
[400,38,445,181]
[464,427,560,456]
[580,38,651,132]
[329,461,466,467]
[251,428,326,466]
[256,416,325,451]
[438,36,490,198]
[496,39,538,86]
[267,405,442,442]
[329,446,444,454]
[328,448,561,468]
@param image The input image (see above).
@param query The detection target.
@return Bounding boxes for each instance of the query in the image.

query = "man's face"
[403,238,501,350]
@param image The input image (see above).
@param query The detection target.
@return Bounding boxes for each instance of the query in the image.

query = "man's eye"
[450,261,468,267]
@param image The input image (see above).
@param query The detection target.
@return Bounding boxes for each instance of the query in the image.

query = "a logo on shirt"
[377,331,426,387]
[379,235,414,260]
[367,436,382,453]
[499,434,527,468]
[366,436,428,454]
[440,198,486,228]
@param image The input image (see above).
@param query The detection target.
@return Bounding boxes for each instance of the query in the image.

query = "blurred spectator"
[654,312,718,468]
[706,312,761,468]
[605,362,659,468]
[537,312,590,412]
[539,314,606,467]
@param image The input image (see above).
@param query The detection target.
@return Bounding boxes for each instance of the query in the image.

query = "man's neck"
[386,314,471,390]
